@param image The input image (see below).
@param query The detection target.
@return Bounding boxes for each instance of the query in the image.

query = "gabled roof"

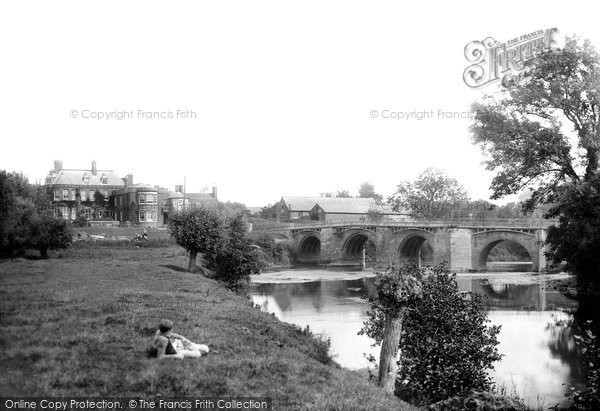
[312,197,399,214]
[280,196,322,211]
[45,169,124,187]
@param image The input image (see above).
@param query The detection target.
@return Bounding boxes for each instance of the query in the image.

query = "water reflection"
[250,270,584,408]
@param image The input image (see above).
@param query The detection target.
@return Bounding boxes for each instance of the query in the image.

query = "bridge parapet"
[258,218,556,232]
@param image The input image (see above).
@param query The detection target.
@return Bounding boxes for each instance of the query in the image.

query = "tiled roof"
[313,198,399,214]
[46,169,124,187]
[280,196,322,211]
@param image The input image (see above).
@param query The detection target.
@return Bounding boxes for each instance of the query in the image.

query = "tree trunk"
[378,306,406,394]
[40,246,48,259]
[188,250,197,272]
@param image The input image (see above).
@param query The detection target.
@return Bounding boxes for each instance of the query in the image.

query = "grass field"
[0,245,417,410]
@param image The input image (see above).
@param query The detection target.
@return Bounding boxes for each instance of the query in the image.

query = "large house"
[44,160,218,227]
[44,160,124,220]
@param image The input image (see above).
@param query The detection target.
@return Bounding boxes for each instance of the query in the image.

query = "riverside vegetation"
[0,244,418,410]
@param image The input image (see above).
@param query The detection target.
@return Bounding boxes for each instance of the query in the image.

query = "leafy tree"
[470,38,600,290]
[545,177,600,291]
[471,38,599,210]
[31,213,72,258]
[92,190,107,219]
[259,204,277,220]
[388,168,469,219]
[0,172,71,258]
[360,264,424,393]
[168,205,226,272]
[359,182,383,202]
[361,265,501,405]
[335,190,352,198]
[206,212,264,289]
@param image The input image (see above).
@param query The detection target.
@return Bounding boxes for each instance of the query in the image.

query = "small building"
[276,196,322,222]
[309,197,405,223]
[44,160,124,220]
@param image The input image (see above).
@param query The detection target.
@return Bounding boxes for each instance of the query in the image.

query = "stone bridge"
[264,219,555,272]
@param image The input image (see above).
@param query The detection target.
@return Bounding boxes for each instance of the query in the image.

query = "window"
[119,197,122,206]
[53,208,62,218]
[146,194,157,204]
[139,211,145,222]
[114,197,118,207]
[100,174,108,184]
[82,174,89,184]
[54,190,60,201]
[62,189,69,200]
[84,208,91,219]
[101,190,108,200]
[70,189,76,201]
[139,195,145,204]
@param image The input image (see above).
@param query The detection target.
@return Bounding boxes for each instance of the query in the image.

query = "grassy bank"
[0,245,417,410]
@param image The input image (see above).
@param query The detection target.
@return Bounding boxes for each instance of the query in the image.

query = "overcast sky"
[1,1,599,206]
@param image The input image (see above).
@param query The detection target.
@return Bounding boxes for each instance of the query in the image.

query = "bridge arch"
[472,230,539,271]
[294,232,322,263]
[388,229,435,266]
[340,230,378,264]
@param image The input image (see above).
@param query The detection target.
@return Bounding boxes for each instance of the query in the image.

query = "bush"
[397,267,502,404]
[360,264,502,405]
[568,322,600,410]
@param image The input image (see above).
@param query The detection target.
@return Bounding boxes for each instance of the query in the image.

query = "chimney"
[91,160,97,176]
[53,160,63,172]
[123,174,133,187]
[212,186,218,200]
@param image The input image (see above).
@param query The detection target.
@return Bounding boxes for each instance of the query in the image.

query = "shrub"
[397,267,502,404]
[360,264,502,405]
[568,321,600,410]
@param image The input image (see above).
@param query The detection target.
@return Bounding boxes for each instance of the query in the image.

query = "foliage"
[428,391,527,411]
[568,321,600,410]
[470,38,600,210]
[259,204,277,220]
[359,182,383,202]
[545,176,600,291]
[361,264,425,336]
[252,233,291,267]
[320,190,352,198]
[398,267,502,404]
[388,168,469,219]
[31,213,72,258]
[361,264,502,405]
[0,171,71,258]
[205,212,265,289]
[167,205,226,272]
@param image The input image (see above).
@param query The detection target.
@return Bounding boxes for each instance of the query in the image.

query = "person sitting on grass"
[154,319,209,360]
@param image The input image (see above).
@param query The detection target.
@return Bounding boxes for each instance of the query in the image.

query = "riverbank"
[0,245,417,410]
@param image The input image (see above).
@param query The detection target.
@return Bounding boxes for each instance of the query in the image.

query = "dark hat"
[159,319,173,332]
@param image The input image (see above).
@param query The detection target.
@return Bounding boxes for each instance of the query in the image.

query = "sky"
[1,1,599,207]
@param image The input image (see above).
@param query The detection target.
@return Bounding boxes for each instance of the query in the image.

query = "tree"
[31,213,72,258]
[168,205,226,272]
[470,38,600,289]
[471,38,599,209]
[358,182,383,202]
[361,265,502,405]
[0,172,71,258]
[335,190,352,198]
[206,212,264,288]
[388,168,469,219]
[360,265,424,393]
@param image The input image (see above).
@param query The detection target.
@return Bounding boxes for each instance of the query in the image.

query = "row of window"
[113,194,158,207]
[82,174,109,184]
[54,189,108,201]
[139,211,157,222]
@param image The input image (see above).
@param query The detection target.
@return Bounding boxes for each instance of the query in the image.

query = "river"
[250,268,582,409]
